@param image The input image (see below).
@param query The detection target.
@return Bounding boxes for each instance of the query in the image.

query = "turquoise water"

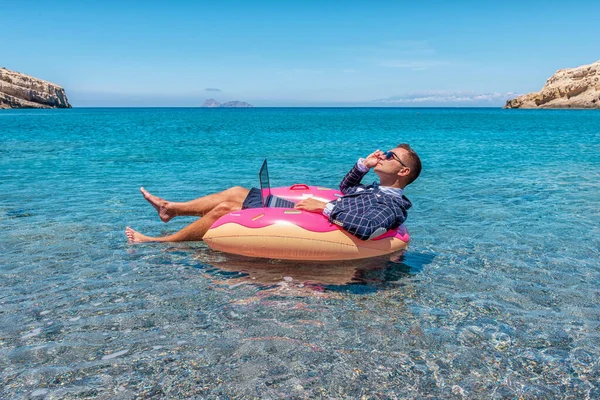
[1,108,599,398]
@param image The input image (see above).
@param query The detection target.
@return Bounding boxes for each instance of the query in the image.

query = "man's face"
[374,147,410,177]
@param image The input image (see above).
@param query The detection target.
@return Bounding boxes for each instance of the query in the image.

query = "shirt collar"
[378,185,404,198]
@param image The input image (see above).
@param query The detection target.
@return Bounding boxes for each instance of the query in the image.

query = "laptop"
[259,159,297,208]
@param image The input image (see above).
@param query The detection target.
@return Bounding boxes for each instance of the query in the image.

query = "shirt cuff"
[356,158,369,172]
[322,202,336,217]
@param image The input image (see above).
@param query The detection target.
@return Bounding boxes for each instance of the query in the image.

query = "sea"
[1,107,599,399]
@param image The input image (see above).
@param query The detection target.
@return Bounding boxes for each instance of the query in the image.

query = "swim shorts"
[241,187,262,209]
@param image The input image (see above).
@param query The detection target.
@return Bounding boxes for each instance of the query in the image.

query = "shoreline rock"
[0,67,71,109]
[505,60,600,109]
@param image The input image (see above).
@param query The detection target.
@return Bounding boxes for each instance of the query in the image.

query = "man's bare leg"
[140,186,249,222]
[126,201,241,243]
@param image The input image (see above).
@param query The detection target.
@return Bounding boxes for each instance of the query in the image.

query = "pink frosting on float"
[211,207,336,232]
[209,185,409,242]
[270,184,343,202]
[371,223,409,241]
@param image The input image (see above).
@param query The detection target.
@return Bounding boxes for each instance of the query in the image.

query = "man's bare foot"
[140,187,175,222]
[126,226,156,243]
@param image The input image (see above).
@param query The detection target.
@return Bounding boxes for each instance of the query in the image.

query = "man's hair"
[397,143,422,185]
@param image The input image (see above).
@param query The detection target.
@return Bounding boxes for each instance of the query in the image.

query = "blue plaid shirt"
[324,160,412,241]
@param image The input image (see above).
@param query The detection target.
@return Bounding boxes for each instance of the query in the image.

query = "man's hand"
[294,198,328,213]
[363,149,384,169]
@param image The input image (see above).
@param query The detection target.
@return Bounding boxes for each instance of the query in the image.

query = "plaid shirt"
[327,164,412,240]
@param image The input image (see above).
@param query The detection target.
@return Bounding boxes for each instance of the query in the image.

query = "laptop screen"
[258,159,271,207]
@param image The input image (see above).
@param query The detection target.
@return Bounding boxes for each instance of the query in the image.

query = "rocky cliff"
[0,67,71,109]
[201,98,253,108]
[505,60,600,109]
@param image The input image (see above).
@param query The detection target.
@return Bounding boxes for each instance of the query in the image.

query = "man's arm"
[294,198,327,213]
[339,163,368,194]
[295,199,406,240]
[339,150,384,194]
[329,203,407,241]
[295,150,389,231]
[295,198,407,240]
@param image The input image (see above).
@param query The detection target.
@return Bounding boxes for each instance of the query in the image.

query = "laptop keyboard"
[271,196,296,208]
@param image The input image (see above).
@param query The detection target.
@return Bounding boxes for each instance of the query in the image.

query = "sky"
[2,0,599,107]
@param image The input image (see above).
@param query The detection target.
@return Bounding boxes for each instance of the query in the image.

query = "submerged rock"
[505,60,600,109]
[0,67,71,109]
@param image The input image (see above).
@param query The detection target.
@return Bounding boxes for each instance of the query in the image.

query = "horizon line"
[2,106,508,110]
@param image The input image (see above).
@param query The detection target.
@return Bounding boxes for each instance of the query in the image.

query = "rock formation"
[0,67,71,109]
[202,98,222,107]
[220,101,252,108]
[505,60,600,109]
[201,98,253,108]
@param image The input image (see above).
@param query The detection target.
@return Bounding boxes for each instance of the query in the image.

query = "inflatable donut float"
[204,185,410,261]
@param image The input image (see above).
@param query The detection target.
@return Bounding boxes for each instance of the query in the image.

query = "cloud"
[338,40,437,57]
[337,40,461,71]
[380,40,437,56]
[373,91,518,105]
[375,60,455,70]
[205,88,221,92]
[275,68,323,76]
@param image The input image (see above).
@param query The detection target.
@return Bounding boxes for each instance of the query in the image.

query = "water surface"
[1,108,599,398]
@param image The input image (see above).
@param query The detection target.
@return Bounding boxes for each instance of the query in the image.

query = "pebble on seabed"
[31,389,49,397]
[102,349,129,360]
[21,328,42,339]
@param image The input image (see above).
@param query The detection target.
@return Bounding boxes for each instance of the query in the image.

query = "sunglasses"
[383,151,408,168]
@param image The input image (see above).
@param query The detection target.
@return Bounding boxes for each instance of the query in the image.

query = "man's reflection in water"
[192,249,433,295]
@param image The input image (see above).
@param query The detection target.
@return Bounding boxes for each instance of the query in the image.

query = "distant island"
[0,67,71,109]
[505,60,600,109]
[201,98,253,108]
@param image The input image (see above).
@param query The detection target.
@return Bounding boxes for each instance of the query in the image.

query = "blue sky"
[3,0,599,107]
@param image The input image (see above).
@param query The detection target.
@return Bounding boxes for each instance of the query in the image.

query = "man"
[125,144,421,243]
